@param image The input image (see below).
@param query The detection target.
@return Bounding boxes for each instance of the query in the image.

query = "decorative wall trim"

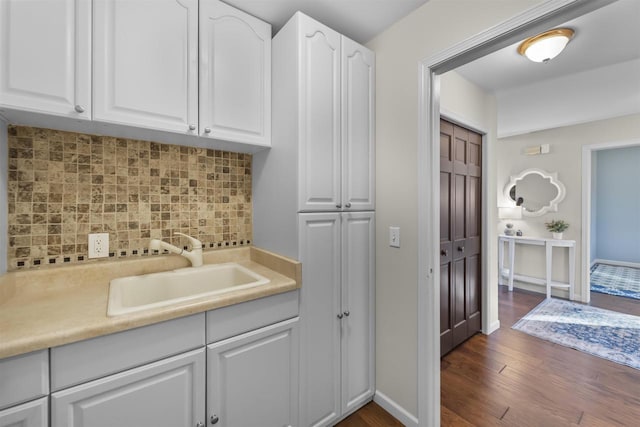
[373,390,418,427]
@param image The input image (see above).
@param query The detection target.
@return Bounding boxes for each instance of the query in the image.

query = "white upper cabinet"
[0,0,91,119]
[1,0,270,151]
[200,0,271,146]
[297,16,342,212]
[292,14,374,212]
[93,0,199,134]
[341,37,375,212]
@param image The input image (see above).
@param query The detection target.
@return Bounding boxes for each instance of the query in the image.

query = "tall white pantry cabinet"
[253,11,375,427]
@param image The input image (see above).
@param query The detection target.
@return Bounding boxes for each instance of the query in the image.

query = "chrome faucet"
[149,232,203,267]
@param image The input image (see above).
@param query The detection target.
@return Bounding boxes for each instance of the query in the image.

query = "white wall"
[366,0,544,417]
[0,120,7,274]
[594,146,640,263]
[496,113,640,301]
[497,59,640,138]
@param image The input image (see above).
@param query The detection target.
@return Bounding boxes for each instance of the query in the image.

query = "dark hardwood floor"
[336,402,404,426]
[338,287,640,426]
[441,286,640,426]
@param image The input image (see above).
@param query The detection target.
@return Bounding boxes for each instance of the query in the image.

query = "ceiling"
[456,0,640,93]
[223,0,428,44]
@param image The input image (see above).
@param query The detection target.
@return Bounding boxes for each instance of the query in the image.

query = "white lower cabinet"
[298,212,375,426]
[3,293,300,427]
[207,318,299,427]
[51,348,206,427]
[0,397,48,427]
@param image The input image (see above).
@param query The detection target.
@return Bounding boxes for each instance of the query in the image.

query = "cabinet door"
[340,212,375,415]
[341,37,375,211]
[51,348,205,427]
[298,213,342,427]
[199,0,271,145]
[0,398,47,427]
[93,0,198,134]
[0,0,90,119]
[207,318,299,427]
[297,15,342,212]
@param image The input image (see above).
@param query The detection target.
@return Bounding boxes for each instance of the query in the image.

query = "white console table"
[498,234,575,300]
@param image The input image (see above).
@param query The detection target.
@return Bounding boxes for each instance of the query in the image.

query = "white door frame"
[581,138,640,303]
[416,1,617,425]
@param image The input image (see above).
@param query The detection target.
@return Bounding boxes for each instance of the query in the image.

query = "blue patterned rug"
[591,263,640,300]
[512,298,640,370]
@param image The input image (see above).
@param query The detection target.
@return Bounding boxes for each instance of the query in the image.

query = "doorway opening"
[582,139,640,305]
[417,1,621,425]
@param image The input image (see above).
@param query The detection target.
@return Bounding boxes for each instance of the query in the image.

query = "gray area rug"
[591,263,640,300]
[512,298,640,370]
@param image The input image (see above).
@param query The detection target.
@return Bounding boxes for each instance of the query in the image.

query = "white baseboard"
[594,259,640,269]
[374,390,419,427]
[483,319,500,335]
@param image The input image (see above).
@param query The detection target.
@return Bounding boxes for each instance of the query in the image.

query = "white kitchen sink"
[107,263,270,316]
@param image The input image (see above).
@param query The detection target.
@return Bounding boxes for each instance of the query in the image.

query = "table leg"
[545,242,552,299]
[569,245,575,300]
[508,239,515,292]
[498,238,504,286]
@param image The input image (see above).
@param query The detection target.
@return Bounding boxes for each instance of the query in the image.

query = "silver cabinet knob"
[196,423,204,427]
[337,313,343,319]
[336,204,342,209]
[210,414,219,425]
[204,127,212,134]
[189,124,196,131]
[345,202,352,208]
[344,311,350,317]
[74,105,85,113]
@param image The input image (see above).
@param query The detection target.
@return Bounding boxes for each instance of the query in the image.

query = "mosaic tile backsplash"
[7,125,252,270]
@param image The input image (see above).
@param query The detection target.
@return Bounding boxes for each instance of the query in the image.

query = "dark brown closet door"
[439,118,482,357]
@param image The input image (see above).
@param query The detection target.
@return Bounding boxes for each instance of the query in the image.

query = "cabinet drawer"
[51,313,205,391]
[0,397,48,427]
[0,350,48,410]
[206,290,299,343]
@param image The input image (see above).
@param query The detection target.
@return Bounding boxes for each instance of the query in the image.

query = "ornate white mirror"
[504,168,566,217]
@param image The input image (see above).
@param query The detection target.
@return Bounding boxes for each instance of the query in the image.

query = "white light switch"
[389,226,400,248]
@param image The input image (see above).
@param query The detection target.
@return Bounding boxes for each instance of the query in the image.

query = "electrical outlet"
[389,226,400,248]
[88,233,109,258]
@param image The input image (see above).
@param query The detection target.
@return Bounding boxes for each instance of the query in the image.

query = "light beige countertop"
[0,246,301,359]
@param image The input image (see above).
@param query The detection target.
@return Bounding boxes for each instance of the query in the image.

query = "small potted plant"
[545,219,569,239]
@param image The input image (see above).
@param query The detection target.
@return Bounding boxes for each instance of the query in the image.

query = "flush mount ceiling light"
[518,28,575,63]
